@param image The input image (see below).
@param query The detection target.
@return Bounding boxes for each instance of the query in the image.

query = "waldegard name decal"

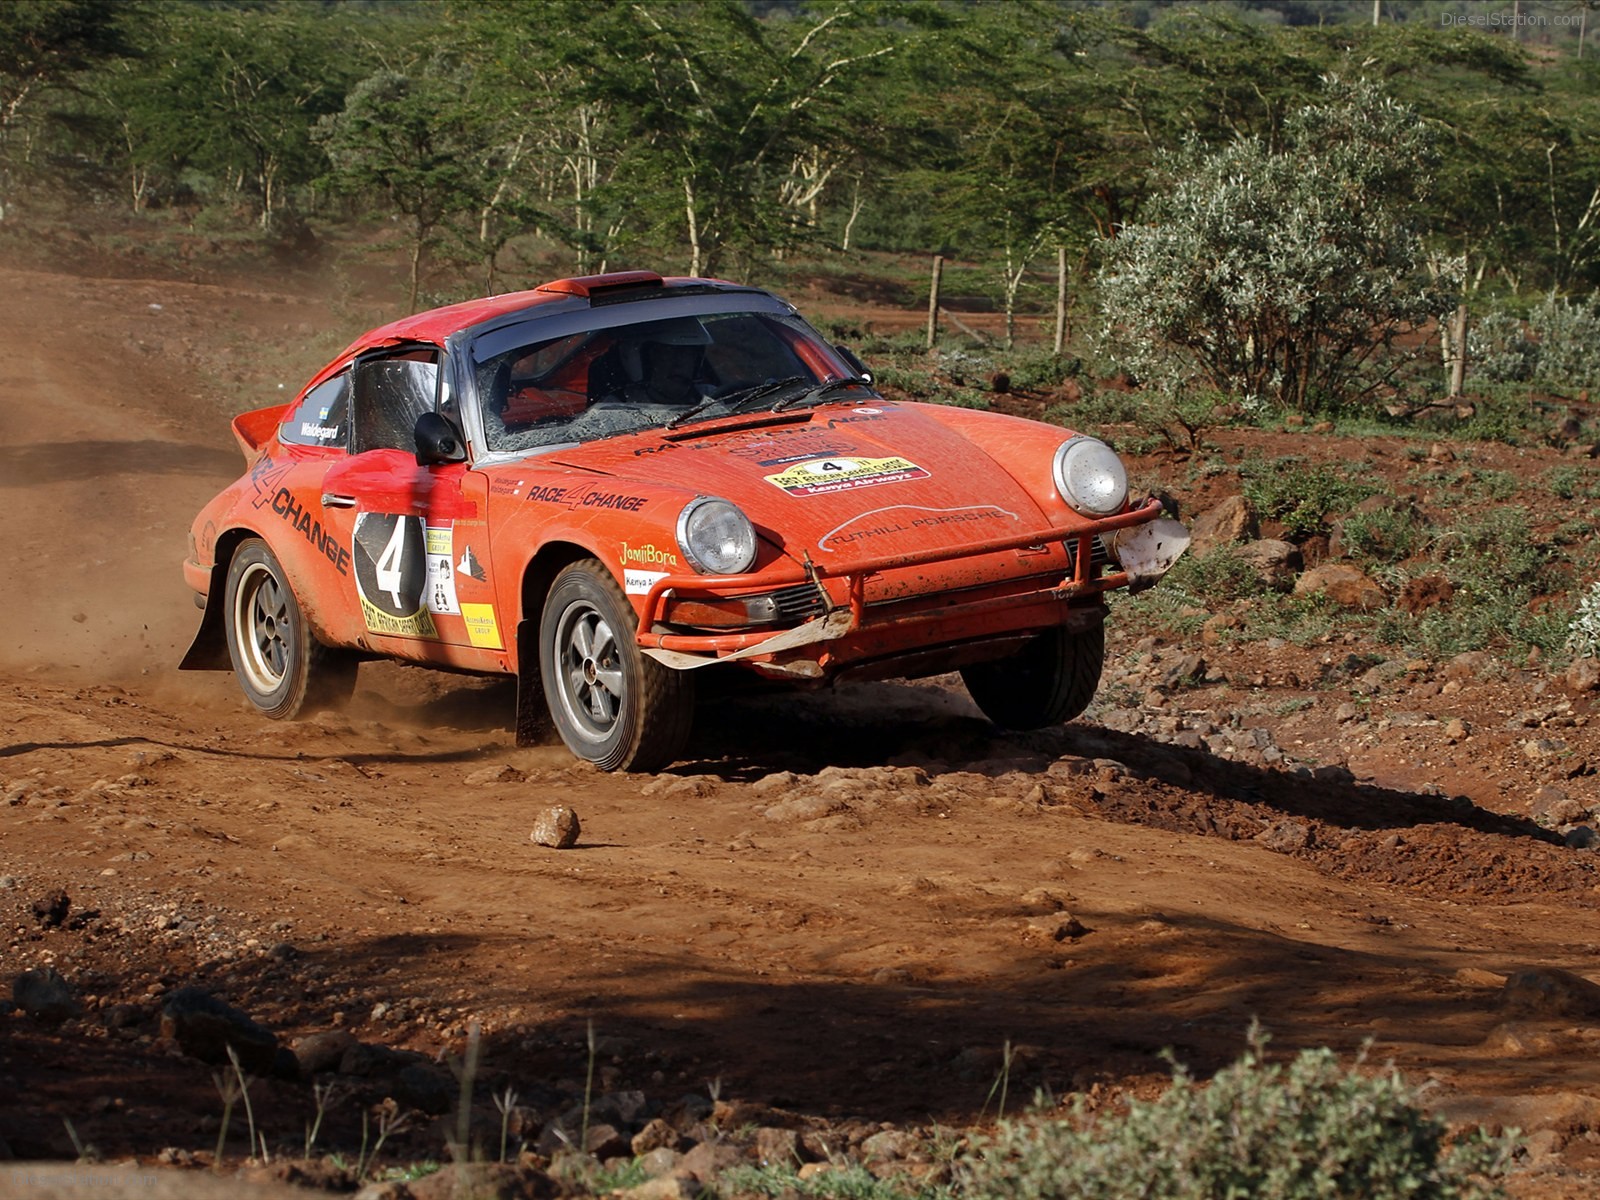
[817,504,1019,552]
[763,456,929,498]
[270,488,351,576]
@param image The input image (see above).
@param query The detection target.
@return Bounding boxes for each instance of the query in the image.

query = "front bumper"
[634,497,1184,669]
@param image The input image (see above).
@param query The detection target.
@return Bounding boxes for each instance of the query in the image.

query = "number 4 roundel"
[352,512,429,622]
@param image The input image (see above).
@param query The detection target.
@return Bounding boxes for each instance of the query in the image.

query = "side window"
[279,373,350,449]
[351,353,440,455]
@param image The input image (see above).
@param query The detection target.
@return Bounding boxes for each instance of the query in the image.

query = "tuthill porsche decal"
[764,456,928,498]
[817,504,1018,552]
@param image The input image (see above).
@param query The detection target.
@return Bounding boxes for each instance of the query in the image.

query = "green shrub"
[1341,506,1429,563]
[1007,350,1081,392]
[1529,294,1600,392]
[1436,507,1550,599]
[962,1030,1511,1200]
[1240,458,1375,540]
[1045,388,1148,428]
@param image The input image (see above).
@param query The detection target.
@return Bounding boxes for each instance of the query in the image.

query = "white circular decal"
[801,458,862,476]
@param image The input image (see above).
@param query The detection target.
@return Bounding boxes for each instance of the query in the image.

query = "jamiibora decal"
[621,542,679,567]
[764,456,928,497]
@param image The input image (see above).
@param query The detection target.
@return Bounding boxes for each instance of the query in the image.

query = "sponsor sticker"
[764,456,928,497]
[460,602,504,650]
[457,545,486,581]
[424,525,459,615]
[527,485,647,512]
[620,542,679,568]
[624,569,669,596]
[818,504,1018,551]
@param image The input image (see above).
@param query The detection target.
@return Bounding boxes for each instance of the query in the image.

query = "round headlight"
[677,497,757,575]
[1052,436,1128,517]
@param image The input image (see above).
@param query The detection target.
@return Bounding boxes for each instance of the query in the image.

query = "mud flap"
[514,618,548,746]
[177,565,231,671]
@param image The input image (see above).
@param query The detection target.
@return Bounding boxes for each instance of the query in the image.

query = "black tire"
[539,561,694,772]
[960,622,1105,731]
[223,538,357,719]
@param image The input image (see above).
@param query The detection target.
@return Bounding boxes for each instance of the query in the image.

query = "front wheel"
[960,622,1105,731]
[539,561,693,772]
[223,539,356,719]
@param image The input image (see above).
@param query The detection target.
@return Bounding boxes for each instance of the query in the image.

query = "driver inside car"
[609,318,714,406]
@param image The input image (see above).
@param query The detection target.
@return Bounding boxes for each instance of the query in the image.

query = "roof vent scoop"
[535,271,665,300]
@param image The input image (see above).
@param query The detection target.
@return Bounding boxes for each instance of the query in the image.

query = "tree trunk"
[1054,245,1068,356]
[926,255,943,352]
[684,176,701,278]
[1449,303,1469,397]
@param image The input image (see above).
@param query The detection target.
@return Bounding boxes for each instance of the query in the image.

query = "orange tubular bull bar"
[634,496,1165,655]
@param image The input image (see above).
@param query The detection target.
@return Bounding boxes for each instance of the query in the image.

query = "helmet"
[618,317,711,382]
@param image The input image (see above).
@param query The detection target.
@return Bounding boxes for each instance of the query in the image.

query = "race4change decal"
[764,455,928,497]
[352,513,439,638]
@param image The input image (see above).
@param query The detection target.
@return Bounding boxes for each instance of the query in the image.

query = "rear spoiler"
[231,404,287,462]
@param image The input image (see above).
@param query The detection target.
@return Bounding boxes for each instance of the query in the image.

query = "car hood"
[543,405,1056,560]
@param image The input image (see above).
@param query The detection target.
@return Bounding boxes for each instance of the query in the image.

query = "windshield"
[472,308,870,454]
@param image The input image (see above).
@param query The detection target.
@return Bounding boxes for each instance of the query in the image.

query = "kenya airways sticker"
[763,455,928,497]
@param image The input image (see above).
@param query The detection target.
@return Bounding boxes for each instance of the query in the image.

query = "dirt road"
[2,260,1598,1197]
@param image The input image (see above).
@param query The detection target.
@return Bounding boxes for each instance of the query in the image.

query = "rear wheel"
[539,561,693,772]
[960,622,1105,730]
[223,539,356,718]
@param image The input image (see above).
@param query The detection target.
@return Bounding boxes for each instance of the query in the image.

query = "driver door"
[317,350,506,667]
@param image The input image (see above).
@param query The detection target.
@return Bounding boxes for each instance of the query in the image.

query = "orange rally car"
[181,271,1189,771]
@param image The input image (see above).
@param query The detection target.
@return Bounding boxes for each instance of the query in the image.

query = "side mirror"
[834,344,873,384]
[415,411,466,465]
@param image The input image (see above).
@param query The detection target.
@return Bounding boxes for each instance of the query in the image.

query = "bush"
[1468,296,1600,395]
[1240,458,1374,540]
[1341,505,1430,563]
[1529,295,1600,392]
[1570,581,1600,658]
[1097,78,1449,412]
[1465,309,1537,385]
[962,1029,1510,1200]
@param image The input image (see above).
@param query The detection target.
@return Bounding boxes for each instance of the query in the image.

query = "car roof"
[349,272,754,349]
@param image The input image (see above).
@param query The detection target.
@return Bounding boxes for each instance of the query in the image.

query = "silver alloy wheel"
[232,559,293,694]
[551,596,626,744]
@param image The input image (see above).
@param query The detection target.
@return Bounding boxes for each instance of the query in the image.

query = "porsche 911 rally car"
[181,270,1188,771]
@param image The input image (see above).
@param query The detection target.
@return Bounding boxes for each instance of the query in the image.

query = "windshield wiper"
[770,375,874,413]
[665,375,807,430]
[663,394,725,430]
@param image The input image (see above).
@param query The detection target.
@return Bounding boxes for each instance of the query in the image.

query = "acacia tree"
[1099,79,1452,412]
[316,67,492,309]
[0,0,128,216]
[555,0,905,276]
